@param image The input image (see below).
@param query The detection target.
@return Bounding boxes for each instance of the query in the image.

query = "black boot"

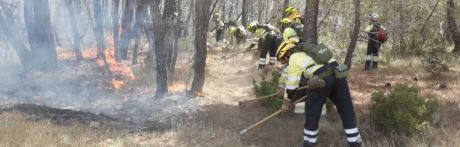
[258,64,266,69]
[372,61,378,69]
[303,142,316,147]
[349,143,362,147]
[349,137,363,147]
[364,60,371,71]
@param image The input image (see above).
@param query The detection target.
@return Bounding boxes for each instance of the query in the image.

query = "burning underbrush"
[0,47,206,131]
[57,47,135,89]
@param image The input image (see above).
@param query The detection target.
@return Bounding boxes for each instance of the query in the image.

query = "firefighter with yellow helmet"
[284,7,303,24]
[247,21,281,69]
[276,30,363,147]
[228,25,247,45]
[280,18,304,42]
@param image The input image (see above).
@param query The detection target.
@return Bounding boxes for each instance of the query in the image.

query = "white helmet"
[370,13,379,19]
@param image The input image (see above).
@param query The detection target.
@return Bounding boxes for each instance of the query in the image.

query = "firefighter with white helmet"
[364,13,387,70]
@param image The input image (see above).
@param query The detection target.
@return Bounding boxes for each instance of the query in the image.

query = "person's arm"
[284,54,314,101]
[364,23,374,33]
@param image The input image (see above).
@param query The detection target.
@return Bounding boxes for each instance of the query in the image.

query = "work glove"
[276,90,284,97]
[281,99,292,112]
[306,76,326,90]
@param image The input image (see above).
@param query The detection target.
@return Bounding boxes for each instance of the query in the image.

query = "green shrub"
[370,84,438,136]
[252,72,283,111]
[423,48,449,73]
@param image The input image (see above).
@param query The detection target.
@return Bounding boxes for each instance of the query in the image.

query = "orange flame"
[111,79,124,89]
[168,83,187,92]
[56,36,136,89]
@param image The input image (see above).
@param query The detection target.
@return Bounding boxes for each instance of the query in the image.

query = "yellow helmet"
[276,38,300,64]
[281,18,291,25]
[228,26,236,34]
[247,21,258,31]
[284,7,296,15]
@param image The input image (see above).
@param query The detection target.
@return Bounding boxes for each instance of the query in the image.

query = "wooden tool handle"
[239,95,307,135]
[238,85,309,106]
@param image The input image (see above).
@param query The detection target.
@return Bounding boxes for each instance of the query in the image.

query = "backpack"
[236,27,247,38]
[296,43,333,65]
[376,27,387,43]
[288,22,304,38]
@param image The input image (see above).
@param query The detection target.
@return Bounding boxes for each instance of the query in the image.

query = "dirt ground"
[1,45,460,146]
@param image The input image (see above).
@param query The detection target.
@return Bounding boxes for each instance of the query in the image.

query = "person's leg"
[258,39,268,69]
[372,43,381,69]
[216,28,223,42]
[303,77,333,147]
[328,78,362,146]
[365,40,373,70]
[267,35,277,66]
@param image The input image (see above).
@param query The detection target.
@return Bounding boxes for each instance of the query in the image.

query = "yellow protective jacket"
[254,24,280,39]
[283,52,336,99]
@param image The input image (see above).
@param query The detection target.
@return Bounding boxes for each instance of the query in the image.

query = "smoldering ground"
[0,0,201,132]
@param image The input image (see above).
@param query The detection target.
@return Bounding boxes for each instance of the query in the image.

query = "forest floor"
[0,44,460,147]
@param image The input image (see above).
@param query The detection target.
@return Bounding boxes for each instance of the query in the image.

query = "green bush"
[252,72,283,111]
[423,48,449,73]
[370,84,438,136]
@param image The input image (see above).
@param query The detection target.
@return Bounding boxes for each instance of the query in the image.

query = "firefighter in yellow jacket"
[247,21,281,69]
[228,25,247,45]
[276,31,363,147]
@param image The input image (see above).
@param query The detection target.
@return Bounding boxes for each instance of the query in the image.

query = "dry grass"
[0,113,116,147]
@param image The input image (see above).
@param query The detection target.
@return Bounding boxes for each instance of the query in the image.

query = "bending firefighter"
[228,25,248,45]
[247,21,281,69]
[276,34,363,146]
[364,13,387,70]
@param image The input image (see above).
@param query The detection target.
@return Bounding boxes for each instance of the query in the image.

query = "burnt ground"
[0,103,207,133]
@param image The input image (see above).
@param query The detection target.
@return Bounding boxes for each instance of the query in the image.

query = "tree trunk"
[190,0,211,96]
[66,0,83,62]
[208,0,219,24]
[24,0,38,66]
[119,0,135,61]
[398,0,406,54]
[151,0,169,98]
[92,0,111,74]
[31,0,57,70]
[447,0,460,53]
[112,0,121,62]
[0,3,32,68]
[163,0,178,80]
[420,0,441,43]
[132,0,146,65]
[93,0,107,59]
[149,0,178,98]
[169,0,181,75]
[242,0,248,26]
[143,0,156,73]
[344,0,361,67]
[303,0,319,43]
